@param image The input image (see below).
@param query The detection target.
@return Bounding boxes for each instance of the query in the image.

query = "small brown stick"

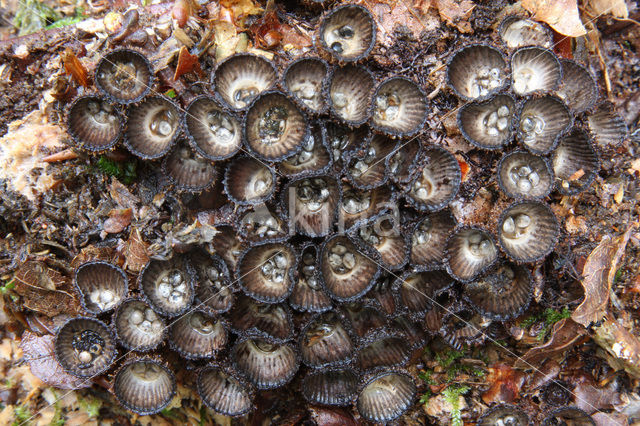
[42,148,78,163]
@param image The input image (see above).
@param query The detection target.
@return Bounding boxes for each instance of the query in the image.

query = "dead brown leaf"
[103,208,133,234]
[123,227,150,273]
[585,0,628,19]
[481,363,525,405]
[20,331,91,390]
[593,317,640,378]
[515,318,586,368]
[435,0,475,33]
[572,226,635,327]
[568,370,622,412]
[13,262,80,317]
[361,0,440,50]
[173,46,203,81]
[61,48,90,88]
[522,0,587,37]
[249,2,283,50]
[308,406,357,426]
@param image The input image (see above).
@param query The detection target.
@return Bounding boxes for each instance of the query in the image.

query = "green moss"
[0,279,15,295]
[435,348,465,368]
[441,384,470,426]
[78,395,102,418]
[14,0,60,35]
[95,156,137,184]
[46,7,85,29]
[12,406,32,426]
[520,307,571,342]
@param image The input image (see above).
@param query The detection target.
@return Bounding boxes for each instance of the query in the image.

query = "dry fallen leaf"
[585,0,628,19]
[173,46,203,81]
[516,318,586,368]
[435,0,475,33]
[62,48,90,88]
[482,363,526,405]
[20,331,91,390]
[572,226,635,327]
[522,0,587,37]
[103,208,133,234]
[593,317,640,378]
[13,262,80,317]
[361,0,440,50]
[123,227,150,273]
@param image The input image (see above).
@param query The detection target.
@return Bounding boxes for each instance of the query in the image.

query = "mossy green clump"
[95,156,137,184]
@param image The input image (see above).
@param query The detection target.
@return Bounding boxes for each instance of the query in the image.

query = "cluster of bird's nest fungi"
[58,3,630,424]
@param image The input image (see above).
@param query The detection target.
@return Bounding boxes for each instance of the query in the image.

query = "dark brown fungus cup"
[510,47,562,96]
[458,94,516,150]
[244,91,309,161]
[113,358,176,416]
[516,95,572,155]
[393,270,454,319]
[447,44,509,101]
[212,53,278,111]
[552,128,600,195]
[445,227,498,283]
[197,364,255,417]
[283,175,340,238]
[162,140,217,192]
[236,242,296,304]
[356,369,416,423]
[168,311,227,360]
[74,261,127,315]
[555,59,598,113]
[184,95,242,161]
[439,304,491,349]
[95,48,152,104]
[326,65,375,126]
[371,76,428,138]
[139,256,195,317]
[302,367,359,406]
[477,404,530,425]
[497,151,554,199]
[124,96,181,159]
[231,337,300,390]
[278,122,332,178]
[54,317,117,378]
[405,146,461,212]
[341,302,388,340]
[325,122,369,171]
[410,209,457,268]
[190,250,234,315]
[113,297,166,352]
[345,134,397,190]
[317,4,376,62]
[541,407,595,426]
[289,243,333,313]
[587,101,629,148]
[228,296,293,342]
[299,311,355,368]
[237,204,289,245]
[386,139,422,185]
[320,234,380,302]
[282,57,330,114]
[391,315,428,350]
[238,204,289,244]
[356,330,412,371]
[223,155,276,206]
[463,263,533,321]
[498,16,552,49]
[339,184,392,232]
[355,214,409,270]
[498,201,559,263]
[67,95,123,151]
